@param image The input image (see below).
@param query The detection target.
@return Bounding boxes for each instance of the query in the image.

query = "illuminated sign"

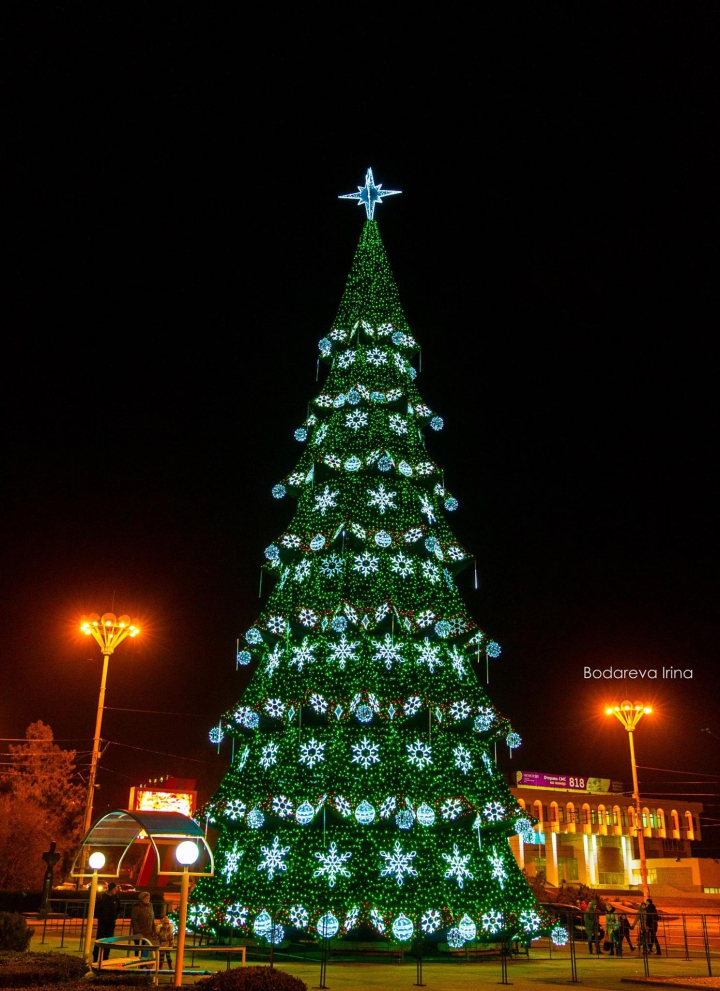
[128,787,197,817]
[516,772,623,793]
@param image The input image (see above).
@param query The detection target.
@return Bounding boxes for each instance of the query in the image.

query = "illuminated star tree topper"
[339,167,401,219]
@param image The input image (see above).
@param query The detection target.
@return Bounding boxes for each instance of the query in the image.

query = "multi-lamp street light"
[606,700,652,899]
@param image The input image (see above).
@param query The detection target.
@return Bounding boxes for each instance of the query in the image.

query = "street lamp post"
[80,613,140,839]
[606,700,652,899]
[83,851,106,963]
[174,840,200,987]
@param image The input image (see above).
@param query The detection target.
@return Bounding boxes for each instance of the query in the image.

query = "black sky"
[2,8,719,833]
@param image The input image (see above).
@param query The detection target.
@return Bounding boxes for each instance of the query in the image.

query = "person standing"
[618,912,635,953]
[157,915,174,970]
[93,882,120,963]
[130,891,155,957]
[645,898,661,954]
[633,902,648,954]
[584,899,603,953]
[605,905,620,956]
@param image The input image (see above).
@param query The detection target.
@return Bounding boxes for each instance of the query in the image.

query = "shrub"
[195,966,308,991]
[0,951,87,986]
[0,915,32,953]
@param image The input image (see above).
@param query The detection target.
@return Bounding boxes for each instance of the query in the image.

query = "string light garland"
[189,191,546,947]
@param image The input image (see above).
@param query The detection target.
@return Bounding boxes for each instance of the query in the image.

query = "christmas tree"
[190,170,554,950]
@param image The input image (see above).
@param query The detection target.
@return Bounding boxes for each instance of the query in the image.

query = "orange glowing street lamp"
[606,700,652,899]
[80,613,140,839]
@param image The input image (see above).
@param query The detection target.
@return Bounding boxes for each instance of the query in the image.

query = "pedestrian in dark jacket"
[93,882,120,963]
[618,913,634,952]
[645,898,661,954]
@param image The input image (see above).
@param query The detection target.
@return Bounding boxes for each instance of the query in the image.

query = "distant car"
[116,883,137,895]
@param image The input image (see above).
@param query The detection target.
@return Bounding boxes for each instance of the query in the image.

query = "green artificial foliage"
[190,218,548,947]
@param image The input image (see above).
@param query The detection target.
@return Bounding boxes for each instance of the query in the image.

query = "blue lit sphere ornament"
[444,497,459,511]
[474,709,494,732]
[458,914,477,942]
[425,537,438,553]
[430,416,444,431]
[378,455,393,471]
[551,924,569,946]
[333,393,346,407]
[375,530,392,547]
[347,390,361,405]
[371,391,386,403]
[264,545,280,561]
[395,809,415,830]
[245,628,262,645]
[392,914,414,942]
[294,428,307,442]
[310,534,326,551]
[392,331,404,345]
[209,726,224,744]
[236,650,251,666]
[317,913,339,939]
[409,366,417,380]
[515,818,535,843]
[295,801,314,825]
[506,732,522,750]
[247,808,264,830]
[416,802,436,826]
[253,911,272,937]
[356,705,374,724]
[434,620,451,638]
[244,711,259,729]
[332,616,347,633]
[398,461,412,476]
[446,928,465,949]
[355,800,376,825]
[272,484,286,499]
[487,641,502,658]
[345,456,361,471]
[318,337,332,355]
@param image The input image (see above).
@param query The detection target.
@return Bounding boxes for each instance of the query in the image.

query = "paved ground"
[28,928,719,989]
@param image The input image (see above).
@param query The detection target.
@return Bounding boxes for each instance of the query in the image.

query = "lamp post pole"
[83,852,106,963]
[606,701,651,899]
[174,841,200,987]
[81,613,140,839]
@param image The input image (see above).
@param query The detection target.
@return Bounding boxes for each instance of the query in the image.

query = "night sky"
[2,9,718,842]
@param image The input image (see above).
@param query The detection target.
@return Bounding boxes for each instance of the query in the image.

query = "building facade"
[509,775,704,891]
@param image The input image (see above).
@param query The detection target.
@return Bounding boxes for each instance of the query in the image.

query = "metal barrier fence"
[39,898,164,951]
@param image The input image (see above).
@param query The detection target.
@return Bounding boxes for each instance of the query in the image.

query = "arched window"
[567,802,576,832]
[685,811,694,839]
[613,805,622,828]
[671,810,680,836]
[657,808,666,835]
[642,806,650,830]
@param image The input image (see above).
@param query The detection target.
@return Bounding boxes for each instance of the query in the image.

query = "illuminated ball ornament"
[347,390,361,405]
[487,641,502,658]
[295,801,315,826]
[332,616,347,633]
[208,726,224,744]
[345,456,361,471]
[374,530,392,547]
[430,416,444,431]
[398,461,412,476]
[392,914,414,942]
[253,911,272,938]
[236,650,251,666]
[416,802,436,826]
[271,484,286,499]
[395,809,415,830]
[378,455,393,471]
[355,800,376,825]
[551,924,569,946]
[294,428,307,442]
[434,620,451,638]
[458,913,477,942]
[506,732,522,752]
[446,928,465,949]
[444,497,459,511]
[245,628,262,645]
[515,818,535,843]
[310,534,326,551]
[317,913,339,939]
[247,808,265,830]
[356,704,374,724]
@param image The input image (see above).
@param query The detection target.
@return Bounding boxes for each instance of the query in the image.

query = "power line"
[636,765,720,779]
[104,706,216,717]
[106,740,229,767]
